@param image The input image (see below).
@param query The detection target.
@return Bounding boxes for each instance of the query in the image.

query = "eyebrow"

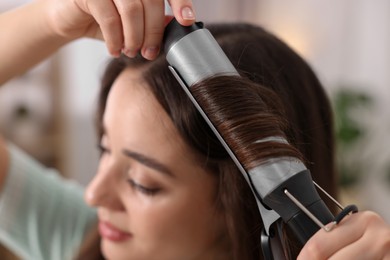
[122,149,175,178]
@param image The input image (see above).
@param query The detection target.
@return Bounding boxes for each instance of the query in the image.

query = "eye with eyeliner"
[127,179,161,196]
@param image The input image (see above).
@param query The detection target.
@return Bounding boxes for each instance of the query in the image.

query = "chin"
[101,239,133,260]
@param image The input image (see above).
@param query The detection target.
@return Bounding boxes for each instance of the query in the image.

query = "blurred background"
[0,0,389,257]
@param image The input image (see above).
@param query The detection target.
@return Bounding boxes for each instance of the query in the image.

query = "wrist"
[38,0,78,43]
[40,0,95,43]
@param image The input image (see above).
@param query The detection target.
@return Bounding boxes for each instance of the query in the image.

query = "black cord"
[334,204,359,224]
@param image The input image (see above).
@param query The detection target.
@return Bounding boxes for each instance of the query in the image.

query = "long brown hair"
[207,23,335,197]
[77,23,335,260]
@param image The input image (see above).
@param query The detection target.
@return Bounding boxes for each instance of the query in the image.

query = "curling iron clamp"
[162,19,358,259]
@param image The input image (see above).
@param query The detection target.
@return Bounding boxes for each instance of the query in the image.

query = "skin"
[44,0,195,58]
[84,68,229,260]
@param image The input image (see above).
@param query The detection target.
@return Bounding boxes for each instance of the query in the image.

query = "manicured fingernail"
[143,46,159,60]
[181,6,195,20]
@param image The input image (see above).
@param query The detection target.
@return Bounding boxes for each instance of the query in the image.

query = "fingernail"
[112,50,121,58]
[143,46,159,60]
[181,6,195,20]
[123,48,138,58]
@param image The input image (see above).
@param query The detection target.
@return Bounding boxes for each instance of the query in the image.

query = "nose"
[85,163,125,211]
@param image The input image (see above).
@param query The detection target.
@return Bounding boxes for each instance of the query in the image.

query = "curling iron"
[163,19,358,259]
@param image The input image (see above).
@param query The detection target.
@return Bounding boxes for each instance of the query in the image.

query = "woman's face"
[85,68,227,260]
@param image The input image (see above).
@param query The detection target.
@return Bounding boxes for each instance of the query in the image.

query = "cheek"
[123,187,224,255]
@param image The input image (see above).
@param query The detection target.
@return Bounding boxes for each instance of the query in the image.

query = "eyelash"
[127,179,160,196]
[98,144,110,155]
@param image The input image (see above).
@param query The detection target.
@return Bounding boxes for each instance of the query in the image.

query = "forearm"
[0,1,72,85]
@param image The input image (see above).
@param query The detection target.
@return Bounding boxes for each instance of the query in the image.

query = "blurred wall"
[58,40,109,185]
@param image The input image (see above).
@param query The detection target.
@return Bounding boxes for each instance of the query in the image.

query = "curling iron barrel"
[163,19,239,86]
[163,19,334,245]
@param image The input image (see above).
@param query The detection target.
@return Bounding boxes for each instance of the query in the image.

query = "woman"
[0,1,389,260]
[85,56,300,259]
[77,23,389,259]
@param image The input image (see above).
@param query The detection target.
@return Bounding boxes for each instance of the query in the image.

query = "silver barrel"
[165,28,239,87]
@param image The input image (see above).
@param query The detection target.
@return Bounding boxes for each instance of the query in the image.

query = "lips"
[99,221,132,242]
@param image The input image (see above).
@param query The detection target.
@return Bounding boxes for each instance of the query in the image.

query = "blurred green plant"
[332,88,373,187]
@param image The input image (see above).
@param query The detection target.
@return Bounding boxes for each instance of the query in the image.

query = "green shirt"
[0,144,97,260]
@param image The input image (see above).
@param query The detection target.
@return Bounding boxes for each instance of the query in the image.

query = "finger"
[92,29,104,41]
[87,0,123,57]
[113,0,144,57]
[141,0,165,60]
[329,214,390,260]
[329,233,386,260]
[168,0,196,26]
[298,213,368,259]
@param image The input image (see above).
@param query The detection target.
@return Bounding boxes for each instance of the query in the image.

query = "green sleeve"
[0,144,97,260]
